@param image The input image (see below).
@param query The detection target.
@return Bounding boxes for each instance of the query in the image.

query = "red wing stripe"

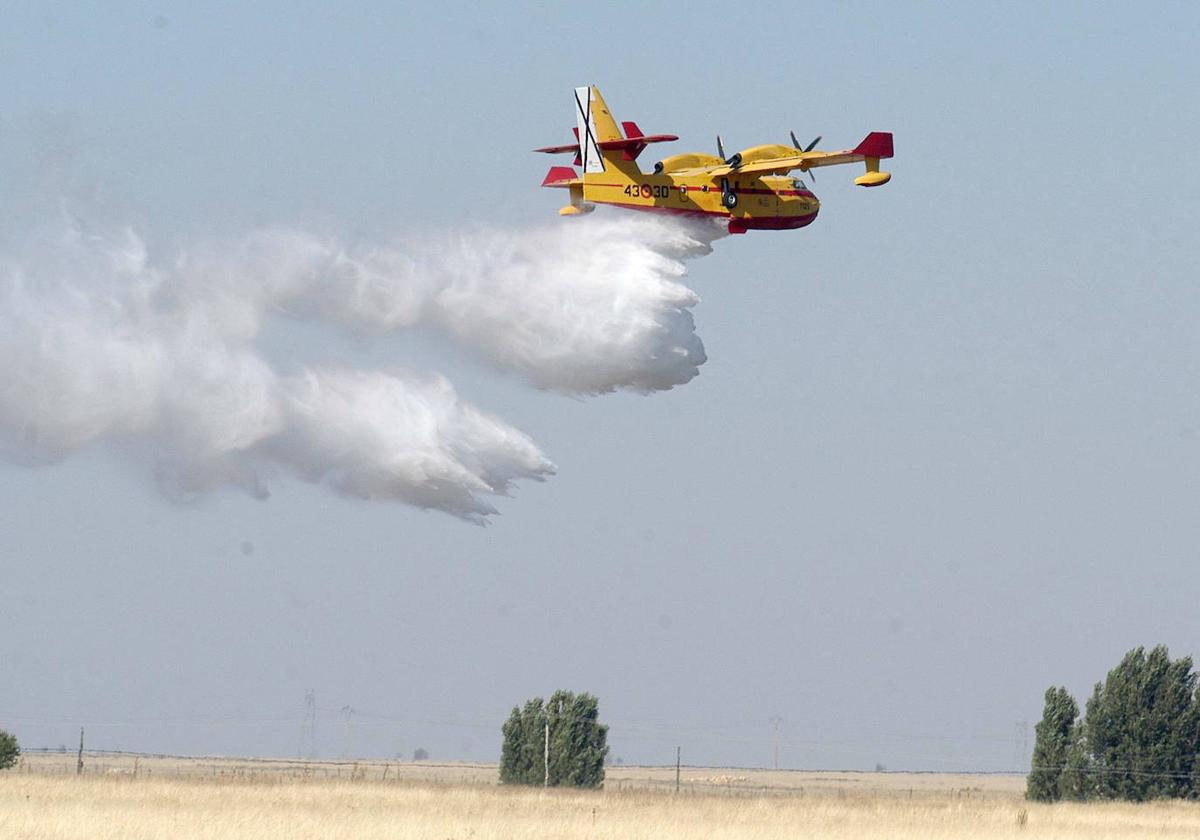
[585,183,814,199]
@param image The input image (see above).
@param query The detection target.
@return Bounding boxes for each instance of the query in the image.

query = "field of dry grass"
[6,753,1200,839]
[13,751,1024,796]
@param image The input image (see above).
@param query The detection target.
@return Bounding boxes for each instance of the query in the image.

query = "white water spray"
[0,213,722,519]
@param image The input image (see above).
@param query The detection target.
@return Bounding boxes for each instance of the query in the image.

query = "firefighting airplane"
[536,86,893,234]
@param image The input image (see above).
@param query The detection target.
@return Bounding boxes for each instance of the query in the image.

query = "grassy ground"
[6,753,1199,839]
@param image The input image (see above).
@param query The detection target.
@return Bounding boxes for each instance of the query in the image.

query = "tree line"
[1028,645,1200,801]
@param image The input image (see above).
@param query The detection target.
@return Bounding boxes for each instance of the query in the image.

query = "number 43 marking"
[623,184,671,199]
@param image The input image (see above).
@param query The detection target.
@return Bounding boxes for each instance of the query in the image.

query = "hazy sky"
[2,1,1199,771]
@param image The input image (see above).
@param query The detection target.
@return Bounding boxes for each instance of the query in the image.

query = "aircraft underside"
[606,202,820,234]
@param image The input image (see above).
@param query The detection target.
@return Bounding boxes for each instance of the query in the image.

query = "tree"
[1058,726,1095,801]
[500,698,546,785]
[0,730,19,770]
[500,691,609,789]
[1084,646,1200,801]
[1026,645,1200,802]
[1027,686,1078,801]
[545,691,608,789]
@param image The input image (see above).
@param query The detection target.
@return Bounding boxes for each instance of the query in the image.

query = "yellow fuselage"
[582,156,820,233]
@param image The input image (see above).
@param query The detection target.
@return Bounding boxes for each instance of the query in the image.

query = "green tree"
[1058,726,1096,801]
[545,691,608,789]
[1084,646,1200,801]
[1027,686,1079,801]
[500,698,547,786]
[0,729,19,770]
[499,691,608,789]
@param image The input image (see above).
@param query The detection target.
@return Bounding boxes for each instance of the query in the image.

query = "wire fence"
[13,748,1030,799]
[13,710,1199,784]
[0,710,1034,774]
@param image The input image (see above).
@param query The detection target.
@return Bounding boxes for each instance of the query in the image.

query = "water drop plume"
[0,212,721,519]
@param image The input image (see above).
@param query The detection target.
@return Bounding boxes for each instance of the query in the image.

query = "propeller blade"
[792,131,821,183]
[790,132,821,153]
[717,135,726,160]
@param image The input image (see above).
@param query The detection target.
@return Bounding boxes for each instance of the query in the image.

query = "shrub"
[0,730,19,770]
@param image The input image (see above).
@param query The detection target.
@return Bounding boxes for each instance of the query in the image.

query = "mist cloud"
[0,213,720,519]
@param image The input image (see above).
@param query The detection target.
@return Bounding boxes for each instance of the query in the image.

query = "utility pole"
[543,721,550,788]
[301,690,316,759]
[769,717,784,770]
[675,746,681,793]
[340,705,355,760]
[1014,720,1030,770]
[76,727,84,776]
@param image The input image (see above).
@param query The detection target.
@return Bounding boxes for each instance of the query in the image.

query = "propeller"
[716,135,741,168]
[790,130,821,152]
[790,131,822,185]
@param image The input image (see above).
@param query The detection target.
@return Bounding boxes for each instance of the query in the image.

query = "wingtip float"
[536,85,894,234]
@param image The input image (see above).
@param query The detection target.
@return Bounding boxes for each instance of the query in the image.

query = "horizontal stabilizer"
[535,142,580,154]
[599,135,677,150]
[535,128,677,162]
[535,135,678,154]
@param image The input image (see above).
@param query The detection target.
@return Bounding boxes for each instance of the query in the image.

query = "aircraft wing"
[707,132,894,185]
